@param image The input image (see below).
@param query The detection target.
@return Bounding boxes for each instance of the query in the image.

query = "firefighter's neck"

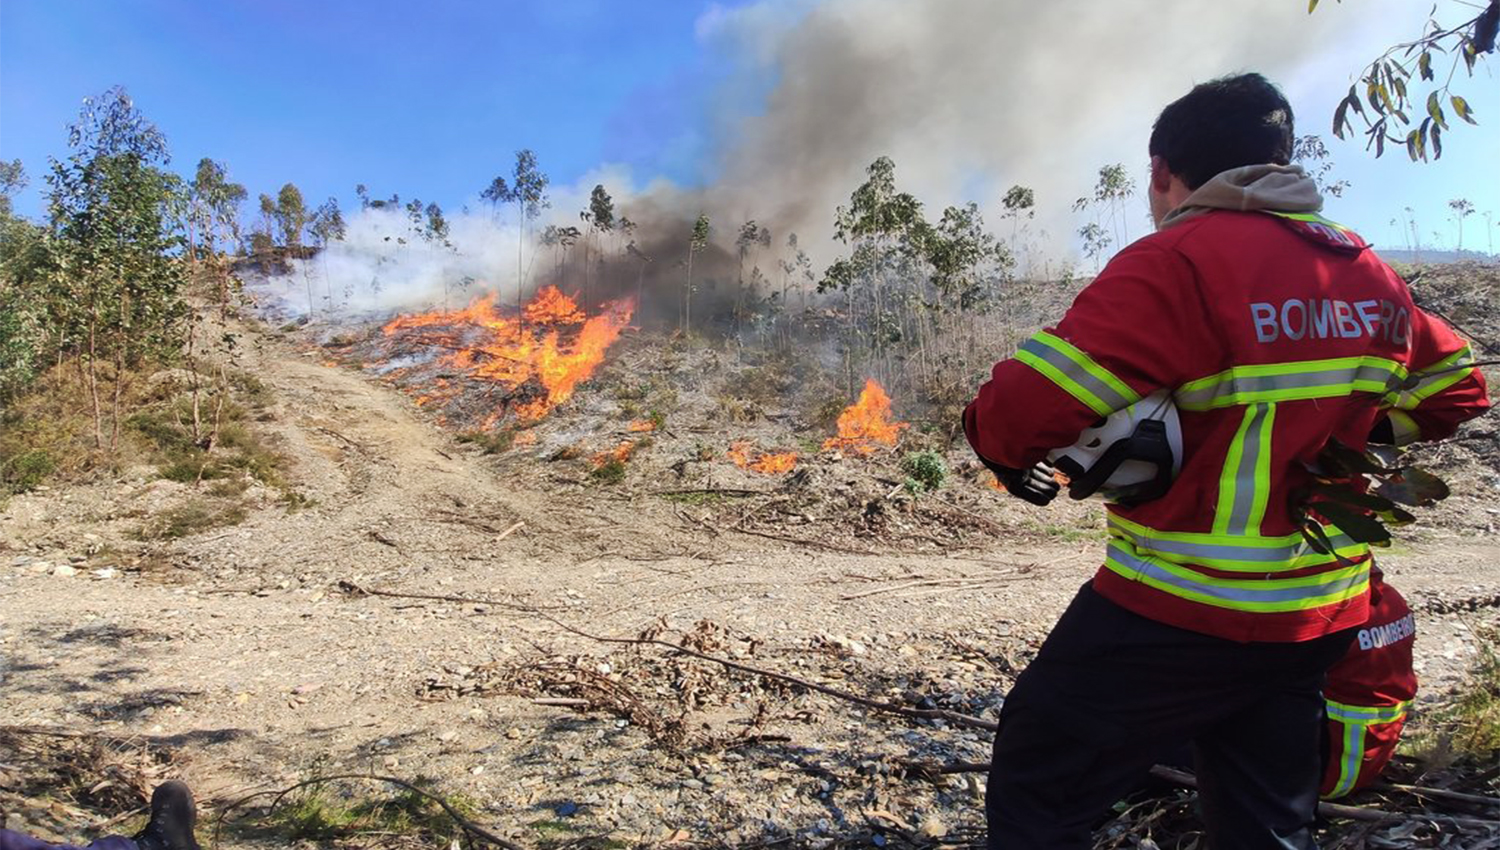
[1148,156,1193,230]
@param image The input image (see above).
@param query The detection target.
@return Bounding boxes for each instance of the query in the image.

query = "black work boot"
[132,780,201,850]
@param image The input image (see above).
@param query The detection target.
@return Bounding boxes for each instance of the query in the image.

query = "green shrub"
[901,450,947,492]
[136,499,248,540]
[589,457,627,485]
[456,428,515,454]
[1,449,56,494]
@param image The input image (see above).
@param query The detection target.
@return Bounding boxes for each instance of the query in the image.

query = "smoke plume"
[264,0,1361,322]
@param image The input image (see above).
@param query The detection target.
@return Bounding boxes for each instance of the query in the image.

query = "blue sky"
[0,1,743,215]
[1,0,1496,254]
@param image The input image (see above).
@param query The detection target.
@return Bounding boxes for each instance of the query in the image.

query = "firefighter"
[1320,568,1417,800]
[964,72,1489,849]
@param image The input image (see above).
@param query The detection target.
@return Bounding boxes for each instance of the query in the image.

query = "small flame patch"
[822,379,907,456]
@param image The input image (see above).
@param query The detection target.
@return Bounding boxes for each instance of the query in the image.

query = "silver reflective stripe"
[1177,362,1404,409]
[1221,403,1273,535]
[1108,520,1358,569]
[1018,337,1137,413]
[1106,542,1368,605]
[1330,718,1363,798]
[1326,701,1408,724]
[1395,347,1477,407]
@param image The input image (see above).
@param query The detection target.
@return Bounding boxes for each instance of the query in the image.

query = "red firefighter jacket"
[1321,571,1416,798]
[966,209,1489,642]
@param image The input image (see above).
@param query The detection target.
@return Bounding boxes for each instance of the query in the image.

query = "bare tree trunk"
[516,200,525,307]
[110,279,131,453]
[684,251,694,335]
[86,297,103,450]
[110,346,124,453]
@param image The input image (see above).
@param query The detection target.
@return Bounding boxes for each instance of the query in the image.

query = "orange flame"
[822,379,907,456]
[382,286,634,421]
[729,440,799,474]
[628,420,657,432]
[592,440,635,468]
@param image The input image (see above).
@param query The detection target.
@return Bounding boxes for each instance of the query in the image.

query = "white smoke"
[261,164,652,320]
[257,0,1398,320]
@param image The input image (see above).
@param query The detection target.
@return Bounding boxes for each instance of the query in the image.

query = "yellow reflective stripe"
[1321,699,1410,798]
[1016,332,1141,416]
[1212,402,1275,535]
[1106,515,1369,573]
[1325,717,1364,799]
[1267,210,1354,231]
[1176,357,1406,411]
[1392,346,1476,408]
[1104,542,1371,613]
[1386,410,1421,446]
[1265,211,1361,246]
[1326,699,1410,725]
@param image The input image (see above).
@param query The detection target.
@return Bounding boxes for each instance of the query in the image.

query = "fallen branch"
[336,580,560,613]
[495,520,526,541]
[729,526,876,555]
[214,773,524,850]
[535,615,998,733]
[1374,781,1500,809]
[914,761,1500,830]
[654,488,769,498]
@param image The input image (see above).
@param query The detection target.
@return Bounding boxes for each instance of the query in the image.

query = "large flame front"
[382,286,634,421]
[822,378,907,456]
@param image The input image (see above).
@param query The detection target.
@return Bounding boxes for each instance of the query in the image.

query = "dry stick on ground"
[213,773,524,850]
[1374,782,1500,809]
[337,581,564,614]
[529,612,998,732]
[654,488,769,498]
[916,761,1500,830]
[730,526,876,556]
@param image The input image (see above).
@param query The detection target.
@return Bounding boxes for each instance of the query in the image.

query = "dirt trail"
[2,319,1498,846]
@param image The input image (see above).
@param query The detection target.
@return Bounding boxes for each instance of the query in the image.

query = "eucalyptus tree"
[1292,135,1350,198]
[1315,0,1494,160]
[0,160,50,399]
[276,183,308,249]
[308,197,347,309]
[1091,163,1136,246]
[583,183,615,295]
[1449,197,1475,250]
[309,197,346,247]
[824,156,932,386]
[1000,184,1036,274]
[46,86,187,450]
[187,159,246,264]
[685,213,710,334]
[1078,222,1112,272]
[484,150,550,303]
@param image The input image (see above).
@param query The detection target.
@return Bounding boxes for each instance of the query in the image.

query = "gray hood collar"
[1160,164,1323,229]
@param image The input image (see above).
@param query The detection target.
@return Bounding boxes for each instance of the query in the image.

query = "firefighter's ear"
[1149,156,1174,194]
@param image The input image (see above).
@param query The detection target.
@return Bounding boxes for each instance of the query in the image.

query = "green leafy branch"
[1315,0,1497,161]
[1295,437,1450,562]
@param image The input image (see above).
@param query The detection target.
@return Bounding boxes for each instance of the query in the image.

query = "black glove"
[963,402,1060,506]
[990,461,1062,507]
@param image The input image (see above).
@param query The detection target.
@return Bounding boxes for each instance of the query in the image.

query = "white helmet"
[1048,390,1182,505]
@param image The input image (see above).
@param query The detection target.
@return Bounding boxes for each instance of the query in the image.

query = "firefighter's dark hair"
[1149,73,1295,190]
